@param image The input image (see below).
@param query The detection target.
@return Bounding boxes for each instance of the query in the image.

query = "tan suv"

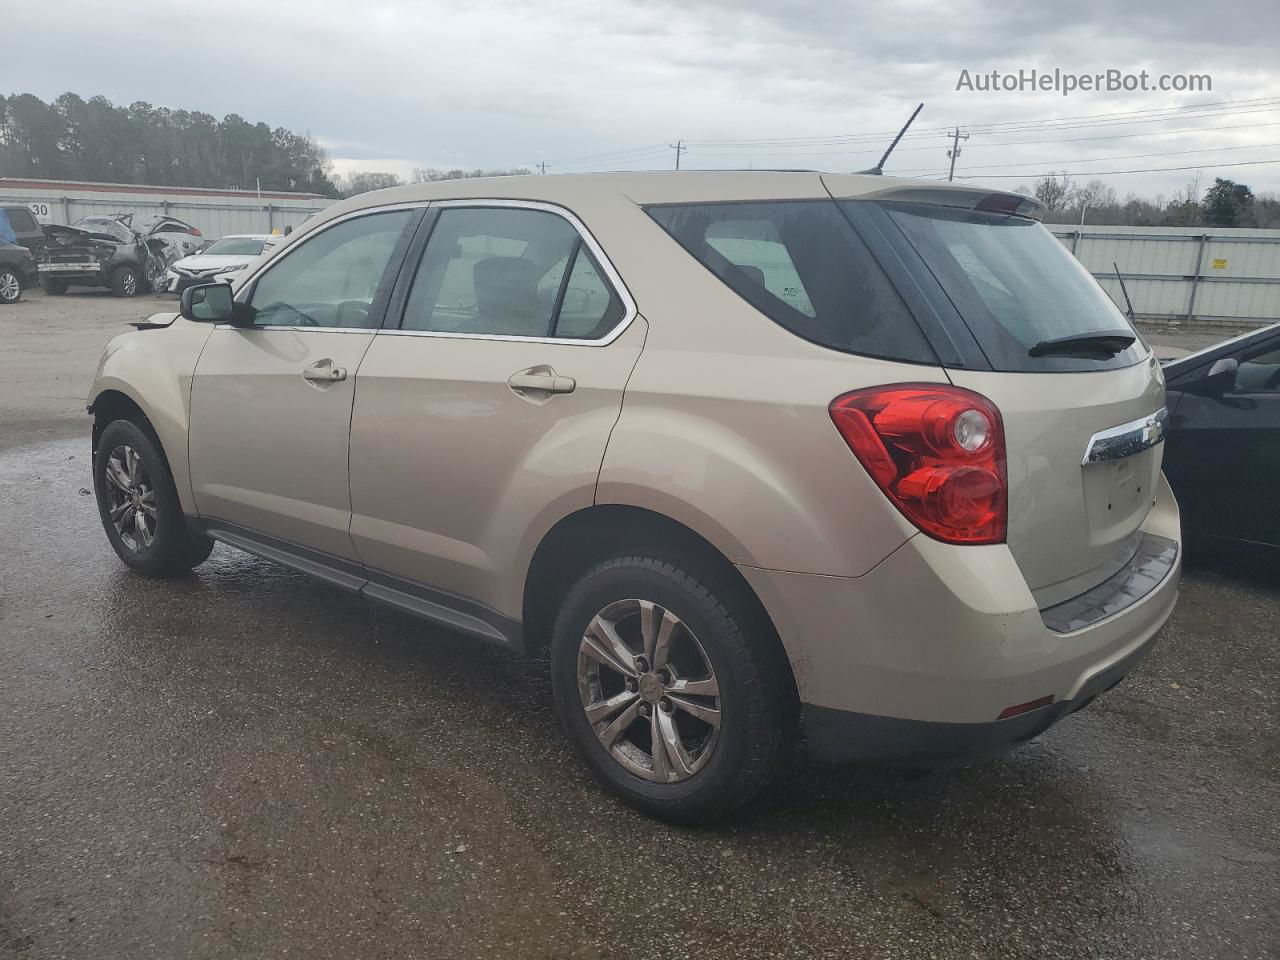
[88,172,1181,821]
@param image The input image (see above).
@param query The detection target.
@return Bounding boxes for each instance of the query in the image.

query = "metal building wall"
[1050,224,1280,330]
[0,179,333,238]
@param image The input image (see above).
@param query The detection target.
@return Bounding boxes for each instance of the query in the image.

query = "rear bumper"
[738,472,1181,763]
[802,621,1159,766]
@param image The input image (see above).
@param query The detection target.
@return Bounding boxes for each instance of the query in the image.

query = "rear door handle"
[507,371,575,394]
[303,361,347,383]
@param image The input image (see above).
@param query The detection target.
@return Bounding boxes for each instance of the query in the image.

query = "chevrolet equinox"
[88,172,1181,821]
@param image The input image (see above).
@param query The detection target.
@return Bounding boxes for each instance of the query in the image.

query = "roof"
[320,170,1030,220]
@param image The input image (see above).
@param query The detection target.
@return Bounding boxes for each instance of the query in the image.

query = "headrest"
[472,257,542,334]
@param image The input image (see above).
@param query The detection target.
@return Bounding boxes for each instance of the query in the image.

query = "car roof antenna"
[1114,261,1136,322]
[858,103,924,176]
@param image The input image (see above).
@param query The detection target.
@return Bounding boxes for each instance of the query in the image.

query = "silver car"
[87,172,1181,821]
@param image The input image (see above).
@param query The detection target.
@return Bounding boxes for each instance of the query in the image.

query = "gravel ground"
[1,290,1276,959]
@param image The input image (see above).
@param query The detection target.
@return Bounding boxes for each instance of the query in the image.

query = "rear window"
[647,201,936,364]
[878,202,1146,372]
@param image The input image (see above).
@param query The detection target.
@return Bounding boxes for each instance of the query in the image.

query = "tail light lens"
[189,227,202,237]
[829,385,1007,545]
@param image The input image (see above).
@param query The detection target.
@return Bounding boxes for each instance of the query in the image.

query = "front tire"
[0,268,21,304]
[110,265,140,297]
[93,419,214,577]
[551,554,794,823]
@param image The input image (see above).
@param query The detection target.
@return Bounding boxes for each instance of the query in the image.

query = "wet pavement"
[1,294,1278,959]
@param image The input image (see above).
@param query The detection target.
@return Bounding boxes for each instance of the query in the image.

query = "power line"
[681,97,1280,148]
[897,141,1280,176]
[957,157,1280,179]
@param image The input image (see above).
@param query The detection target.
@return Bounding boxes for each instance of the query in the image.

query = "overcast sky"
[8,0,1280,198]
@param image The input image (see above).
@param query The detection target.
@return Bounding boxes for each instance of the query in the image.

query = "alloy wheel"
[577,598,722,782]
[0,271,19,303]
[121,271,137,295]
[103,445,157,551]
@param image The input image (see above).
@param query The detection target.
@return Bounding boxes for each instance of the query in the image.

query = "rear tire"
[41,277,68,295]
[551,554,794,823]
[110,265,140,297]
[94,419,215,577]
[0,268,21,304]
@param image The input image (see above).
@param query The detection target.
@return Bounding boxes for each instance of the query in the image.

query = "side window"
[554,247,623,339]
[401,206,624,339]
[247,210,412,329]
[648,201,934,363]
[1233,341,1280,394]
[7,208,37,232]
[704,220,816,317]
[403,207,577,337]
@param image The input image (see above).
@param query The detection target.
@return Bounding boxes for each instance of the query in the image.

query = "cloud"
[6,0,1279,196]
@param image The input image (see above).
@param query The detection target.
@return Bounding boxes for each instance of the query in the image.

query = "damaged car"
[38,214,204,297]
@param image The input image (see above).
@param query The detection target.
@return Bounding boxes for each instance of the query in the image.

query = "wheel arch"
[521,504,798,699]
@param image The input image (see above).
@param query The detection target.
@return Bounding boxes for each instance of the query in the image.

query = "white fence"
[1049,223,1280,330]
[0,177,333,239]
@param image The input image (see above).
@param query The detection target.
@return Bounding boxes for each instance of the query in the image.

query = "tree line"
[0,92,532,199]
[1020,173,1280,229]
[0,92,341,196]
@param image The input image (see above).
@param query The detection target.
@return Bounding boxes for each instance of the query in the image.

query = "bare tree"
[338,171,404,197]
[411,167,532,182]
[1032,173,1072,213]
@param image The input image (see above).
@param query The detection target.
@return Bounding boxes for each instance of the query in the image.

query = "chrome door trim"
[1081,407,1169,465]
[379,197,639,347]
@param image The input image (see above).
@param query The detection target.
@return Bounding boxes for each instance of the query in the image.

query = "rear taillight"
[829,385,1007,545]
[189,227,202,237]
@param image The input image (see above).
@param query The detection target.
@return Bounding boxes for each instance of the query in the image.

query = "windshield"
[73,217,132,242]
[201,237,266,257]
[878,202,1146,372]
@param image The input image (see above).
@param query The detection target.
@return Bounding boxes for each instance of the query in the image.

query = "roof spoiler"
[866,185,1048,221]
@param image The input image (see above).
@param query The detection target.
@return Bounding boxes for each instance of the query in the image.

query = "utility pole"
[669,140,685,170]
[946,127,969,182]
[537,161,549,175]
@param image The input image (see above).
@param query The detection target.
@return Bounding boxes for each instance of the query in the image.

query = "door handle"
[507,371,575,394]
[303,362,347,383]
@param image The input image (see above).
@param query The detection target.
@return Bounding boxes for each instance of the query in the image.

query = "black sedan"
[1162,323,1280,552]
[0,238,37,304]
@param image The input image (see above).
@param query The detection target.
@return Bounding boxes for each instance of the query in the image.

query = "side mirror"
[180,282,235,323]
[1196,357,1239,397]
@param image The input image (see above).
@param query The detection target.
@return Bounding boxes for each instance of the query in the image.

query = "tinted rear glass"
[878,202,1146,372]
[647,201,937,364]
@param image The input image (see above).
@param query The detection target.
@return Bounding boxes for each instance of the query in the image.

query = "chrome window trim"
[1081,407,1168,465]
[380,197,639,347]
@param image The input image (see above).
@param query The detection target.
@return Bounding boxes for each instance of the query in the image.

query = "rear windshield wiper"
[1028,330,1136,358]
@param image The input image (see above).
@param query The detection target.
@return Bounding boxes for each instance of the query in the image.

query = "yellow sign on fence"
[1211,258,1228,270]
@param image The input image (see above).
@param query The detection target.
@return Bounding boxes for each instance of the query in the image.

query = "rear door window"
[878,202,1146,372]
[647,201,936,363]
[400,206,623,340]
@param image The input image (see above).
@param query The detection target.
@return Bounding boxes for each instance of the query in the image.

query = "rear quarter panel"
[592,201,939,576]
